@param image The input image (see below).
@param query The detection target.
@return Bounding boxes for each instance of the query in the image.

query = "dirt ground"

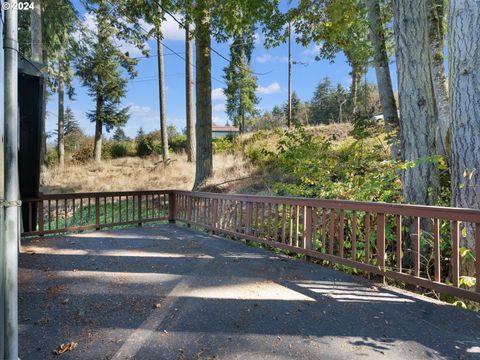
[19,225,480,359]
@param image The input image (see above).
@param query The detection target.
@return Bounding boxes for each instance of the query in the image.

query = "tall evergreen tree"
[76,0,145,162]
[223,26,259,133]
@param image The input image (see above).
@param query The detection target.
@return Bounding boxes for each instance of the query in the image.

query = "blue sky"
[45,1,397,139]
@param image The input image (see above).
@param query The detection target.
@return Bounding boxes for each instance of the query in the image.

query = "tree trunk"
[350,66,359,118]
[32,0,48,182]
[193,5,212,190]
[366,0,401,161]
[393,0,439,205]
[57,60,65,169]
[449,0,480,250]
[428,0,450,160]
[156,8,169,163]
[185,21,196,162]
[94,96,103,162]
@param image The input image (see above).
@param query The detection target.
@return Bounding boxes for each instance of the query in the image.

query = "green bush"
[169,135,187,153]
[212,136,235,153]
[110,142,131,158]
[71,143,93,164]
[46,148,58,168]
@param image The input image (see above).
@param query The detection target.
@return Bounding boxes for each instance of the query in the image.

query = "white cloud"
[128,103,159,121]
[256,82,281,95]
[304,44,322,56]
[256,54,288,64]
[212,88,226,101]
[213,103,226,112]
[160,14,186,41]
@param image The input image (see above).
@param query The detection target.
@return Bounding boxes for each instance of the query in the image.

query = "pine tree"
[223,26,259,133]
[76,0,145,162]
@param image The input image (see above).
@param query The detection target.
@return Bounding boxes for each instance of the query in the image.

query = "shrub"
[46,148,58,168]
[110,142,130,158]
[71,143,93,164]
[212,136,235,153]
[169,135,187,153]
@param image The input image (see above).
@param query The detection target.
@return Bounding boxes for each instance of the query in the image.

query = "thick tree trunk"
[449,0,480,250]
[393,0,439,205]
[185,21,196,162]
[93,96,103,162]
[57,60,65,169]
[428,0,450,160]
[156,10,169,163]
[366,0,401,161]
[193,6,212,190]
[32,0,48,182]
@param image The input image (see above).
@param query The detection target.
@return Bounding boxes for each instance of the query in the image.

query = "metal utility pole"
[3,3,19,359]
[287,21,292,128]
[0,4,4,357]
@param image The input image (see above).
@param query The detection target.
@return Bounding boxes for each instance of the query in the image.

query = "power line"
[154,0,272,76]
[105,0,226,86]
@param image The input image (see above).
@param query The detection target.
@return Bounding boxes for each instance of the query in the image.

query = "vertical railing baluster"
[413,217,421,277]
[452,220,459,286]
[311,207,317,250]
[396,215,402,272]
[365,212,370,263]
[295,205,300,247]
[55,200,59,230]
[48,200,51,231]
[95,197,100,230]
[267,203,271,240]
[138,195,143,226]
[352,211,357,261]
[377,213,386,275]
[305,206,313,250]
[80,198,83,226]
[246,202,253,235]
[281,205,286,243]
[329,209,335,254]
[321,209,327,250]
[338,210,345,257]
[433,218,440,282]
[38,199,44,234]
[476,223,480,293]
[289,205,294,246]
[273,204,279,241]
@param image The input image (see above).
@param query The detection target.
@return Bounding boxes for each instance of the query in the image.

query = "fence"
[22,190,480,302]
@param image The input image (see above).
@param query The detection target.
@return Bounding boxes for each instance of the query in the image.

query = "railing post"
[168,192,176,224]
[377,213,386,283]
[38,197,44,235]
[138,194,143,226]
[95,197,100,230]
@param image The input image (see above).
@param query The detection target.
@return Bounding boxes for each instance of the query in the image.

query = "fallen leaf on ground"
[53,341,78,355]
[153,303,161,309]
[61,298,69,305]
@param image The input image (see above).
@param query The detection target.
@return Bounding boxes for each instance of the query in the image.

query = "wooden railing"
[22,190,173,236]
[22,190,480,302]
[173,191,480,302]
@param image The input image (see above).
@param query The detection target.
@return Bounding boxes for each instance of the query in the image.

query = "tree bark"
[32,0,48,182]
[57,60,65,169]
[193,5,212,190]
[185,21,196,162]
[93,96,103,162]
[428,0,450,160]
[393,0,439,205]
[156,7,169,163]
[350,65,359,118]
[449,0,480,250]
[366,0,401,161]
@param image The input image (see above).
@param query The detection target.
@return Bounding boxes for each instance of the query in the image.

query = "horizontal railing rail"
[22,189,480,302]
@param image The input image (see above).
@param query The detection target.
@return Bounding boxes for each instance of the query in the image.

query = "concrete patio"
[19,225,480,359]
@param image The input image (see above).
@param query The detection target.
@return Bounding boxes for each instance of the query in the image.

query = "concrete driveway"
[19,225,480,359]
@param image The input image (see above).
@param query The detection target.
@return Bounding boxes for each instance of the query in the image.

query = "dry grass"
[42,153,252,194]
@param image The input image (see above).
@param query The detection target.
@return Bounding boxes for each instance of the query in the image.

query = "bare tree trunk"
[185,21,196,162]
[350,66,359,118]
[32,0,48,182]
[366,0,401,161]
[57,60,65,169]
[93,96,103,163]
[449,0,480,250]
[156,8,169,163]
[393,0,439,205]
[193,5,212,190]
[428,0,450,160]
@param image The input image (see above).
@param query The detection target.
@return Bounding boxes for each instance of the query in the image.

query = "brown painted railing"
[22,190,480,302]
[22,190,173,236]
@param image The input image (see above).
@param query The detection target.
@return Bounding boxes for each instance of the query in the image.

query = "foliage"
[212,136,236,154]
[113,127,129,142]
[223,25,259,131]
[170,135,187,153]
